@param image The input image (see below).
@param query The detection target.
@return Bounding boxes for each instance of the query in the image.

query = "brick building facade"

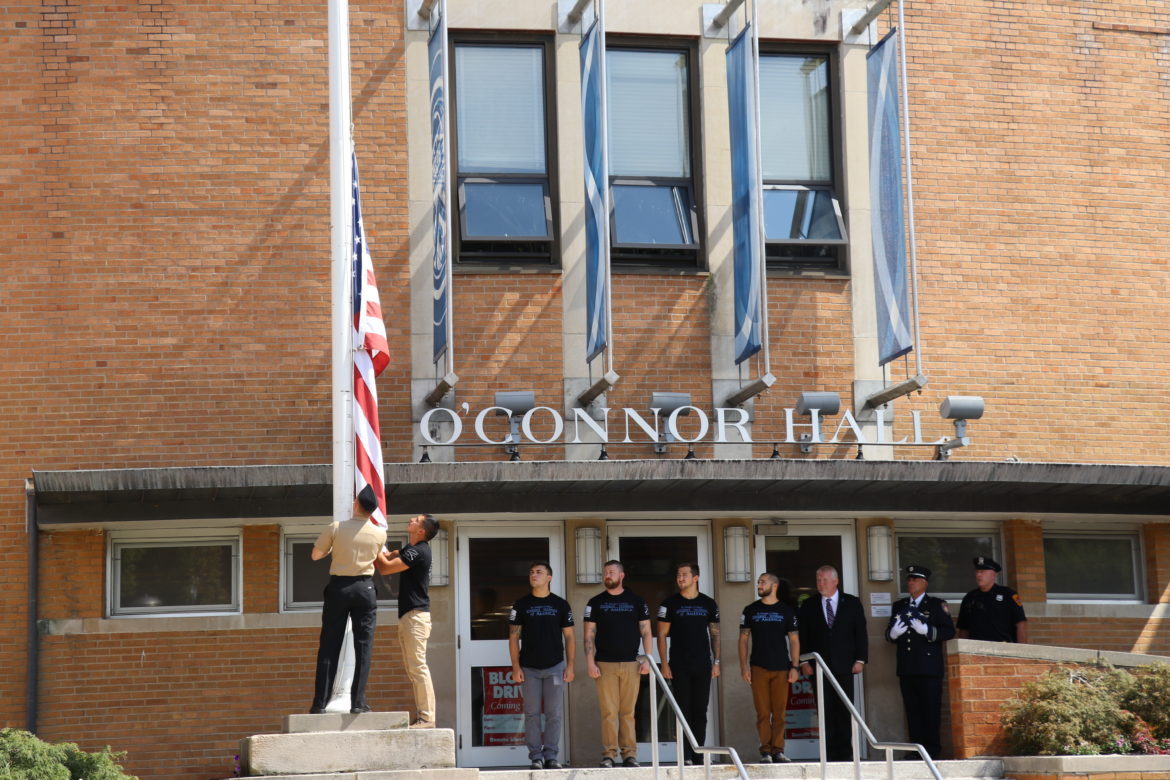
[3,0,1169,777]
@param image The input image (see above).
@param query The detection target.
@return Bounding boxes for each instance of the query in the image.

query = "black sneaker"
[309,705,326,714]
[530,759,545,770]
[622,757,640,768]
[544,759,562,770]
[350,704,371,714]
[772,752,791,763]
[599,757,615,768]
[759,753,773,764]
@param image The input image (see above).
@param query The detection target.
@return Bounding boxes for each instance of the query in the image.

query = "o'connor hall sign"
[418,395,983,454]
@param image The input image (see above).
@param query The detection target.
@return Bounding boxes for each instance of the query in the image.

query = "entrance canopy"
[32,460,1170,525]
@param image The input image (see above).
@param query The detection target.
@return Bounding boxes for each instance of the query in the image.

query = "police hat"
[905,565,931,580]
[973,556,1002,572]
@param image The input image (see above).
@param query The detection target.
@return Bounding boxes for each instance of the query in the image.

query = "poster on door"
[785,676,819,740]
[481,666,526,746]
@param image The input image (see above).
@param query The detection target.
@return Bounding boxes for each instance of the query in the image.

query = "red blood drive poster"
[481,666,526,746]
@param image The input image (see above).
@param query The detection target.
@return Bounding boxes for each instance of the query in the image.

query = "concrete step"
[241,726,455,776]
[480,759,1003,780]
[241,771,476,780]
[283,712,412,733]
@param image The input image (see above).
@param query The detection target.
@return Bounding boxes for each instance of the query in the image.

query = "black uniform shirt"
[509,593,575,670]
[956,584,1026,642]
[740,600,799,671]
[397,540,431,618]
[584,590,650,663]
[658,592,720,671]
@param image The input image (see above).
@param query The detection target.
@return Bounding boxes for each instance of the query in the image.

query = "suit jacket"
[798,591,869,678]
[884,594,955,677]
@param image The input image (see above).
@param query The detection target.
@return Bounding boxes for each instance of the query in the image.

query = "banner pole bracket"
[423,372,459,408]
[576,370,620,409]
[723,372,775,408]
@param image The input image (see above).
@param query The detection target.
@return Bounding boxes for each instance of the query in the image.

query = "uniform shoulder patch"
[941,602,950,613]
[1012,594,1023,606]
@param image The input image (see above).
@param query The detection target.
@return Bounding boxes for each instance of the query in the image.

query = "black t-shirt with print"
[584,590,650,663]
[657,592,720,671]
[740,600,799,671]
[397,540,431,618]
[509,593,575,669]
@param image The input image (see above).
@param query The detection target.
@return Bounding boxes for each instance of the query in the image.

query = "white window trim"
[280,529,405,613]
[1043,531,1144,604]
[893,523,1004,599]
[107,530,242,618]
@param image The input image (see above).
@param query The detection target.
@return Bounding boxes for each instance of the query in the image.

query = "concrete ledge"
[948,638,1170,668]
[482,759,1003,780]
[284,712,411,733]
[243,770,477,780]
[40,610,404,636]
[242,728,455,775]
[1004,754,1170,773]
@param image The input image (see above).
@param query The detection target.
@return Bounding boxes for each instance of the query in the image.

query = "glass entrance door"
[456,525,565,767]
[607,523,714,763]
[752,523,858,761]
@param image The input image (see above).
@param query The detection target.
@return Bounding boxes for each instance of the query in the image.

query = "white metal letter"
[521,407,565,444]
[475,406,513,444]
[570,407,611,443]
[419,407,462,446]
[622,408,661,443]
[715,407,752,443]
[784,407,823,443]
[667,406,709,443]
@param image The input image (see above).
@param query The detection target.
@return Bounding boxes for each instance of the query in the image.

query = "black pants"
[312,575,378,710]
[669,666,711,762]
[899,675,943,758]
[824,669,856,761]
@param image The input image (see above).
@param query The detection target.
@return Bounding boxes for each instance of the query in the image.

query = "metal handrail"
[799,651,942,780]
[637,654,749,780]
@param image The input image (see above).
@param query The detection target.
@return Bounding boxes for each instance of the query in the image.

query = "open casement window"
[1044,533,1143,602]
[451,40,556,264]
[895,530,999,599]
[283,533,404,611]
[606,45,702,267]
[759,51,847,271]
[109,535,241,616]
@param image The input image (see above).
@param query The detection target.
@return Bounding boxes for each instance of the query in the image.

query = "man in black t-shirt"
[584,560,653,768]
[376,513,440,728]
[657,561,720,765]
[509,561,575,770]
[739,572,800,764]
[957,556,1028,643]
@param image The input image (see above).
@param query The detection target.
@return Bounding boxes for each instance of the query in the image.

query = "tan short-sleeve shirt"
[314,518,388,576]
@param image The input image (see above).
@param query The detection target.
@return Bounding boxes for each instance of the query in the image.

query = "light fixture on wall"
[650,392,692,454]
[795,391,841,453]
[576,527,602,584]
[723,525,751,582]
[867,524,894,582]
[429,527,450,586]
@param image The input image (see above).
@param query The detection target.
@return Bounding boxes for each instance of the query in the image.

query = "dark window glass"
[116,542,236,613]
[896,534,996,595]
[611,184,695,246]
[461,181,550,239]
[763,188,843,241]
[1044,536,1139,599]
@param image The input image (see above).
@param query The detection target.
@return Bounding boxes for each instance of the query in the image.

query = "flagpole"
[329,0,355,526]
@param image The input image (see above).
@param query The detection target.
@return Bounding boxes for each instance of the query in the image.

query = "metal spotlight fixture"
[794,392,840,453]
[936,395,985,460]
[649,392,692,454]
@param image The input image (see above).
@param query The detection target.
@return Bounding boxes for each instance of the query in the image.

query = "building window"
[895,531,998,598]
[759,51,846,271]
[451,40,556,264]
[110,535,240,616]
[1045,533,1142,601]
[283,533,403,611]
[607,45,701,266]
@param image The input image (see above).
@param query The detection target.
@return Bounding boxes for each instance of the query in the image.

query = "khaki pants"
[750,666,791,755]
[398,609,435,723]
[595,661,640,760]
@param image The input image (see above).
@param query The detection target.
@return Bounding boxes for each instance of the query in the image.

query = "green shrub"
[0,729,136,780]
[1123,663,1170,740]
[1001,663,1170,756]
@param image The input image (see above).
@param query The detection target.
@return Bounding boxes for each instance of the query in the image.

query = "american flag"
[351,154,389,527]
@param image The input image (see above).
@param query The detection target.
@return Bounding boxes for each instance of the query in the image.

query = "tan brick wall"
[1004,519,1046,603]
[948,654,1058,758]
[1144,523,1170,605]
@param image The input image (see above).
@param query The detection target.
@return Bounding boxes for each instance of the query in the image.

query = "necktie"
[825,597,835,628]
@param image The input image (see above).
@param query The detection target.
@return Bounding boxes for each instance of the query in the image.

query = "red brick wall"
[948,653,1061,758]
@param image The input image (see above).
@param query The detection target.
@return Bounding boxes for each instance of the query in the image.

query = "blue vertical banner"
[868,31,914,366]
[580,18,609,363]
[727,25,763,365]
[428,3,451,365]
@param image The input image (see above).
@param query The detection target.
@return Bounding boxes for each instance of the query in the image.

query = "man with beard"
[657,562,720,766]
[584,560,653,768]
[739,572,800,764]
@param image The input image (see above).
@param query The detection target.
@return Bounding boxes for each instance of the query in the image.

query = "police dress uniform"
[885,566,955,759]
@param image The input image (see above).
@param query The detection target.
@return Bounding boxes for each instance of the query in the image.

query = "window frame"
[893,524,1002,600]
[605,37,705,269]
[108,531,242,617]
[1043,531,1144,604]
[448,34,559,268]
[280,529,404,612]
[757,44,847,274]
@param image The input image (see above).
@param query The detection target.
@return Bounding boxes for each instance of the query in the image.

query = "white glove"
[888,618,908,639]
[909,618,928,636]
